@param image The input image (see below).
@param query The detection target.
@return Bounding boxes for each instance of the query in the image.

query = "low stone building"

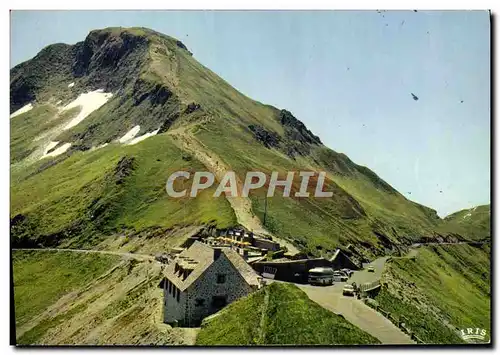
[252,237,280,251]
[162,241,261,327]
[252,257,333,283]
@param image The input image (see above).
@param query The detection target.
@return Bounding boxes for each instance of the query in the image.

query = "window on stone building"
[168,281,172,294]
[212,295,227,309]
[216,274,226,284]
[173,286,176,298]
[195,298,205,307]
[176,289,180,302]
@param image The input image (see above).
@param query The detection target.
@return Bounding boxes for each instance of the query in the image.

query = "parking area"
[265,256,413,344]
[296,280,414,344]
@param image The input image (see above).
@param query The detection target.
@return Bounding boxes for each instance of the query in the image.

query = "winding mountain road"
[350,256,389,285]
[298,281,414,344]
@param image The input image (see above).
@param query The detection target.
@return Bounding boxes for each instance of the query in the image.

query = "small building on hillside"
[252,237,281,251]
[162,241,261,327]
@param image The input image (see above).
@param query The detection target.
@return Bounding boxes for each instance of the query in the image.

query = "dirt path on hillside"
[168,127,299,255]
[258,287,270,344]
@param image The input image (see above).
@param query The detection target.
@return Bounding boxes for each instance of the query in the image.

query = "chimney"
[214,247,222,260]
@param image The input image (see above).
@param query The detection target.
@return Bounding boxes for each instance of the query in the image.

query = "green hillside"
[438,205,490,240]
[13,250,120,340]
[10,25,491,347]
[11,133,236,249]
[196,282,380,345]
[13,250,183,345]
[375,244,491,344]
[9,27,455,257]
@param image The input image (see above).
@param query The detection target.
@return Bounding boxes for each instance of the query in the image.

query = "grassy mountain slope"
[13,250,190,345]
[11,133,236,248]
[375,244,490,344]
[10,27,482,256]
[196,282,380,345]
[438,205,490,241]
[13,250,119,332]
[10,104,80,165]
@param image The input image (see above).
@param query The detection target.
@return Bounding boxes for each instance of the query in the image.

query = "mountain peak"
[85,26,192,54]
[10,27,471,258]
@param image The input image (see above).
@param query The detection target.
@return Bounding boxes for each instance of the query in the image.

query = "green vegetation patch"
[17,303,87,345]
[375,288,462,344]
[13,250,119,328]
[196,282,380,345]
[439,205,491,240]
[376,244,490,344]
[11,133,236,247]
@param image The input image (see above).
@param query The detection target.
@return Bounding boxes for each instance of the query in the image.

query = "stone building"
[163,241,261,327]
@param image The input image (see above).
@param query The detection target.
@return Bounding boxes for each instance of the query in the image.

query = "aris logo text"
[460,328,489,343]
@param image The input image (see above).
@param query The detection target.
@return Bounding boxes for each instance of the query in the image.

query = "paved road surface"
[270,256,413,344]
[349,256,389,286]
[297,281,414,344]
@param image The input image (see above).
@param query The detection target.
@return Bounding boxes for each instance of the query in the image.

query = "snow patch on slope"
[90,143,109,151]
[119,125,141,143]
[127,129,159,145]
[43,141,60,155]
[63,89,113,130]
[10,103,33,118]
[41,141,72,159]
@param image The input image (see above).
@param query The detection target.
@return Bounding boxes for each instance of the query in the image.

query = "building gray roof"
[164,241,260,291]
[222,247,261,287]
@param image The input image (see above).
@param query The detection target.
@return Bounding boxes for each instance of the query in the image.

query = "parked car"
[333,271,348,282]
[341,268,353,277]
[342,284,355,296]
[367,266,375,273]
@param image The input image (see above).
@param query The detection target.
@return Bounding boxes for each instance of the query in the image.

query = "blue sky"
[10,10,490,217]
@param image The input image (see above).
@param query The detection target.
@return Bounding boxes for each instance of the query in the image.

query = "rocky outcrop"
[10,43,76,112]
[157,112,181,134]
[175,40,193,55]
[185,102,201,114]
[248,124,281,149]
[279,109,322,145]
[72,29,150,91]
[132,79,173,106]
[114,156,136,185]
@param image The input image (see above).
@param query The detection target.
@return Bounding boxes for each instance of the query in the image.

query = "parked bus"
[308,267,335,285]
